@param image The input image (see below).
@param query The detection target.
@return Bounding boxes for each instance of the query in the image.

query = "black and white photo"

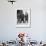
[16,8,31,28]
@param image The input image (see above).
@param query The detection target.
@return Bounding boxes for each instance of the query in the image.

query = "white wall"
[0,0,46,41]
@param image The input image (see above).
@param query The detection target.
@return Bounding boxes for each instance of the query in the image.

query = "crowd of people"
[17,10,28,24]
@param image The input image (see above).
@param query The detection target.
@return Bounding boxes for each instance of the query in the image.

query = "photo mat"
[16,8,31,28]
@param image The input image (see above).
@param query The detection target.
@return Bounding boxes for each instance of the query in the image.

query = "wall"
[0,0,46,42]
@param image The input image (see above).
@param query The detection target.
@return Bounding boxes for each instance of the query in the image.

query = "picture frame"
[16,8,31,28]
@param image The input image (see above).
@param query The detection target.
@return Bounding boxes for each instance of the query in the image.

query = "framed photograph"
[16,8,31,28]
